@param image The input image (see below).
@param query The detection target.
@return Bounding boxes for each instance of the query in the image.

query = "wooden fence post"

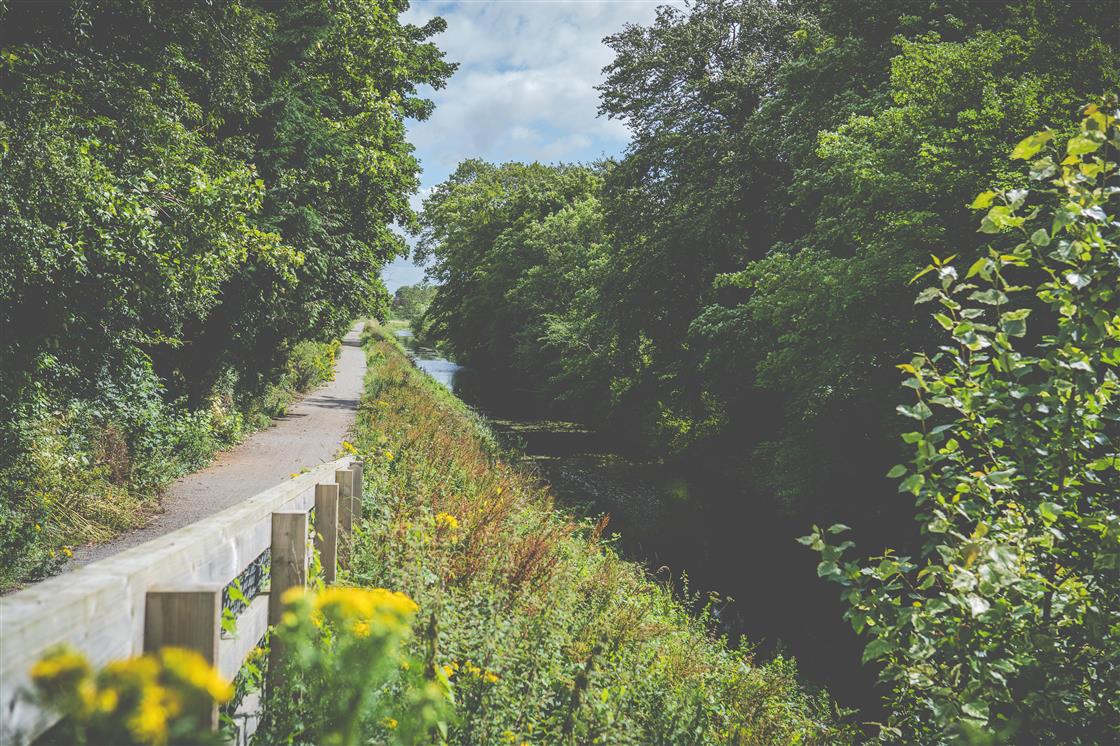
[336,468,360,534]
[268,511,308,688]
[314,483,339,584]
[269,511,308,626]
[351,460,364,509]
[144,585,223,730]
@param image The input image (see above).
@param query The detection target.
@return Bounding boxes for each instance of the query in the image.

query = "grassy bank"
[0,339,341,591]
[345,325,848,744]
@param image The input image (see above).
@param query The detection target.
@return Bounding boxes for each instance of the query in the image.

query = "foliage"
[344,327,850,744]
[257,586,449,745]
[0,0,452,587]
[31,645,232,745]
[417,161,617,416]
[804,103,1120,742]
[390,282,438,324]
[0,339,338,592]
[419,0,1118,524]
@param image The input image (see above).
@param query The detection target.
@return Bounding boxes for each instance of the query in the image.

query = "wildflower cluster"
[434,512,460,532]
[258,587,449,745]
[31,645,232,745]
[442,659,499,684]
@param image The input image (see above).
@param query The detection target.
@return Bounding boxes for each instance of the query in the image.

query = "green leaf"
[966,594,990,617]
[886,464,907,478]
[1011,130,1053,160]
[965,257,991,279]
[900,473,925,495]
[1030,228,1050,246]
[969,190,997,209]
[816,560,841,579]
[1065,272,1091,289]
[827,523,851,534]
[962,700,989,721]
[969,289,1008,305]
[1039,501,1062,523]
[1066,134,1102,156]
[861,638,894,664]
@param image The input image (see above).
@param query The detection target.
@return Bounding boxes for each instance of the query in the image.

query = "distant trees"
[418,160,616,416]
[391,282,437,323]
[0,0,453,582]
[418,0,1118,524]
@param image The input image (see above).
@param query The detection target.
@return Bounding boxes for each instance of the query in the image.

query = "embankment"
[342,325,850,744]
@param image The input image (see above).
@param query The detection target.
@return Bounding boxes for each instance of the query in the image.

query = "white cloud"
[385,0,675,290]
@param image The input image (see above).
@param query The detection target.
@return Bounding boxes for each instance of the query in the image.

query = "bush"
[256,586,448,745]
[806,101,1120,742]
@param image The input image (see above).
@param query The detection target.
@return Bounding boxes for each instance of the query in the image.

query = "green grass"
[343,324,850,744]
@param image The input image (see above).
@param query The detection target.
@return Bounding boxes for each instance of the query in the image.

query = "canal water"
[394,329,879,713]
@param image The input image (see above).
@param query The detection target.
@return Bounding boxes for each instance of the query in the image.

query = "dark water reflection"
[395,330,879,713]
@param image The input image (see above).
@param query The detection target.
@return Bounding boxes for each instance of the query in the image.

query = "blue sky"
[381,0,672,292]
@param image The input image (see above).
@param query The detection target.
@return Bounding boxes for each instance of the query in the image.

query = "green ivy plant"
[803,100,1119,743]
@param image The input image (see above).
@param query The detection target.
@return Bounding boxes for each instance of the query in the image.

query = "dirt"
[69,323,368,566]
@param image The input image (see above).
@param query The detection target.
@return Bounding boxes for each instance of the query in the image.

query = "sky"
[381,0,673,292]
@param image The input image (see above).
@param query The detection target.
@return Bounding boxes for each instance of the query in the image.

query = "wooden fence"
[0,456,364,745]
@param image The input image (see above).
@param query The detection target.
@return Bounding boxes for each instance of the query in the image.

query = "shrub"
[805,101,1120,742]
[254,586,448,745]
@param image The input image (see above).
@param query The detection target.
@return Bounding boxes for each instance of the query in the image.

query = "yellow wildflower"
[31,647,91,685]
[434,512,460,532]
[126,685,171,744]
[341,440,358,454]
[483,671,499,684]
[382,717,398,730]
[95,687,119,714]
[159,647,233,702]
[281,586,308,605]
[385,450,394,461]
[62,546,73,558]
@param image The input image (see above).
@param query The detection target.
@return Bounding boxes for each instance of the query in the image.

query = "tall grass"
[346,326,850,744]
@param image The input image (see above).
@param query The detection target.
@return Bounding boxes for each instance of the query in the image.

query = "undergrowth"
[0,339,341,591]
[345,325,849,744]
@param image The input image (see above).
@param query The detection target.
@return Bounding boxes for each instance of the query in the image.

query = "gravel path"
[70,323,367,566]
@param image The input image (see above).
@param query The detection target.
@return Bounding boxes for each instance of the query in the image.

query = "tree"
[804,102,1120,743]
[391,282,438,323]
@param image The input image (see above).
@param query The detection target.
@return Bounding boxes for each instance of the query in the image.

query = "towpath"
[70,322,367,566]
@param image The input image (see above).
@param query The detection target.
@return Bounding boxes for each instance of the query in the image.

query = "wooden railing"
[0,456,364,746]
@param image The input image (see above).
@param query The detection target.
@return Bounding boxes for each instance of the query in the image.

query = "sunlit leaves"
[808,101,1120,743]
